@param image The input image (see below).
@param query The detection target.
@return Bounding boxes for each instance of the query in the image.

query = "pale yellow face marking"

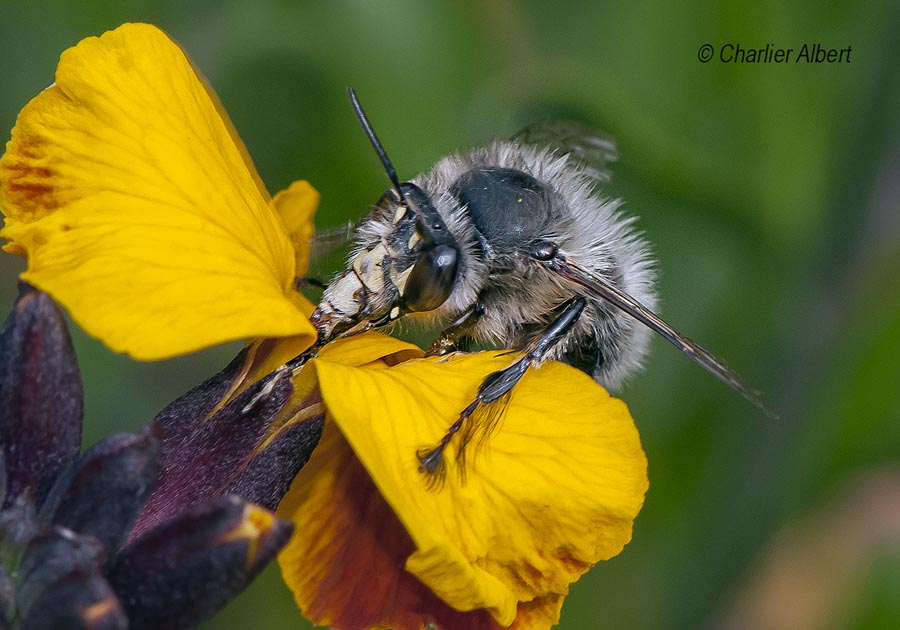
[352,243,387,275]
[361,267,386,293]
[392,205,408,225]
[391,265,414,295]
[351,243,388,293]
[390,306,400,319]
[407,231,422,250]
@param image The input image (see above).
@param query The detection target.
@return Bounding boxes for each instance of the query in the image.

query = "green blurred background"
[2,1,899,628]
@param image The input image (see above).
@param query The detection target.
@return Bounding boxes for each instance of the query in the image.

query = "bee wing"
[308,219,358,266]
[550,257,776,418]
[514,120,619,183]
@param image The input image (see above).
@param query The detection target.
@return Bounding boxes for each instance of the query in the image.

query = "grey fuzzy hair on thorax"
[398,139,659,391]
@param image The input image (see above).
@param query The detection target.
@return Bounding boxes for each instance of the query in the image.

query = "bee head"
[311,183,460,341]
[310,89,463,343]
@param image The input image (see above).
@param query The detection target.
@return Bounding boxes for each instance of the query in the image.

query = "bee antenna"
[348,87,403,200]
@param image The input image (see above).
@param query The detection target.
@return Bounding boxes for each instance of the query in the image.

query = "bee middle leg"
[417,296,587,479]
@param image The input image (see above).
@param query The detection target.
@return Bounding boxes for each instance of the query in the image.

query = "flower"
[0,23,650,629]
[279,339,648,630]
[0,285,313,629]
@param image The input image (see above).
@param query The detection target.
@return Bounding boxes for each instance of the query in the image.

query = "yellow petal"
[0,23,315,359]
[272,180,319,278]
[284,351,648,629]
[280,419,510,630]
[317,330,425,368]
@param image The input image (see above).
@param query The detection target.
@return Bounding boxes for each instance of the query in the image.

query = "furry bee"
[303,88,769,480]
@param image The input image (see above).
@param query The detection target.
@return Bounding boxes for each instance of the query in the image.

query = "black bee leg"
[417,296,587,480]
[425,302,485,356]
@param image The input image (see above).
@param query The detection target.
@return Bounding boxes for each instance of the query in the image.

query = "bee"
[302,88,770,481]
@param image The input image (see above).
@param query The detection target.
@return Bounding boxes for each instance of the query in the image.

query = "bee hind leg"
[416,296,587,482]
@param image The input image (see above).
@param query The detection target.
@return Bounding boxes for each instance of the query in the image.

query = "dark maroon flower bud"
[227,387,325,511]
[109,495,292,630]
[19,569,127,630]
[16,528,107,618]
[0,285,82,509]
[133,368,294,539]
[38,427,161,555]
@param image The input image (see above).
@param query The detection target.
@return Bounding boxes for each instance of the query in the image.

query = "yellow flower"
[280,340,647,630]
[0,23,649,630]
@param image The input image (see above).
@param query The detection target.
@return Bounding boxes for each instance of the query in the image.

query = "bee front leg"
[417,296,587,482]
[425,302,486,356]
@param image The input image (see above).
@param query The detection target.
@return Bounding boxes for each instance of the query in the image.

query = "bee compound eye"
[402,244,459,313]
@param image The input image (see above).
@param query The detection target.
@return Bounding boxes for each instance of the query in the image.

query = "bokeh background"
[2,1,899,628]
